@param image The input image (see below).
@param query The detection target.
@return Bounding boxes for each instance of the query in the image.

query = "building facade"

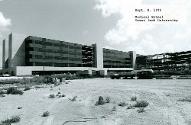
[1,34,136,76]
[136,51,191,72]
[103,48,134,68]
[24,36,96,67]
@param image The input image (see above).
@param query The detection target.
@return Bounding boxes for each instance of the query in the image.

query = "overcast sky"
[0,0,191,68]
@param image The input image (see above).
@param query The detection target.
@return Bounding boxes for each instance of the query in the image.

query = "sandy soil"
[0,78,191,125]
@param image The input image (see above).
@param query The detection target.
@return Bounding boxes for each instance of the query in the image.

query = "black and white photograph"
[0,0,191,125]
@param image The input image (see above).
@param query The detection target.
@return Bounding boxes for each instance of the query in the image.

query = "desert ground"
[0,78,191,125]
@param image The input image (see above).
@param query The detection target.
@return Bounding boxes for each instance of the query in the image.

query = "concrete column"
[2,39,5,69]
[8,33,12,68]
[88,69,92,76]
[129,51,136,70]
[104,69,108,76]
[95,43,103,69]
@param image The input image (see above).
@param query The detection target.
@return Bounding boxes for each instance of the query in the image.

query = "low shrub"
[61,94,65,97]
[1,116,20,124]
[131,96,137,101]
[95,96,105,106]
[137,107,145,113]
[23,86,30,91]
[49,94,55,98]
[134,101,149,108]
[178,97,191,102]
[6,87,23,95]
[17,106,22,109]
[30,76,55,84]
[0,90,6,95]
[71,96,77,101]
[0,94,5,97]
[127,105,135,109]
[105,97,111,103]
[42,111,50,117]
[118,102,127,107]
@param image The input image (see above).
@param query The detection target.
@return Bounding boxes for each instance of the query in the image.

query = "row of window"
[28,48,82,56]
[29,40,82,49]
[31,55,82,61]
[103,65,131,68]
[32,62,83,67]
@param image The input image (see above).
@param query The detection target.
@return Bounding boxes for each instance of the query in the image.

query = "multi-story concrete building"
[1,34,136,76]
[136,51,191,72]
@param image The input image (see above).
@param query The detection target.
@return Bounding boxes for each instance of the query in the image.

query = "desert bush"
[61,94,65,97]
[49,94,55,98]
[17,106,22,109]
[134,101,149,108]
[127,105,134,109]
[20,78,30,84]
[137,107,145,113]
[52,73,78,81]
[42,111,50,117]
[1,115,20,124]
[0,94,5,97]
[71,96,77,101]
[105,97,111,103]
[178,97,191,102]
[30,76,55,84]
[131,96,137,101]
[0,90,6,95]
[95,96,105,106]
[6,87,23,95]
[65,81,70,84]
[23,86,30,91]
[118,102,127,107]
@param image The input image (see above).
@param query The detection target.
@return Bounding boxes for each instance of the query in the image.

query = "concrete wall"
[15,66,98,76]
[12,41,26,67]
[16,66,44,76]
